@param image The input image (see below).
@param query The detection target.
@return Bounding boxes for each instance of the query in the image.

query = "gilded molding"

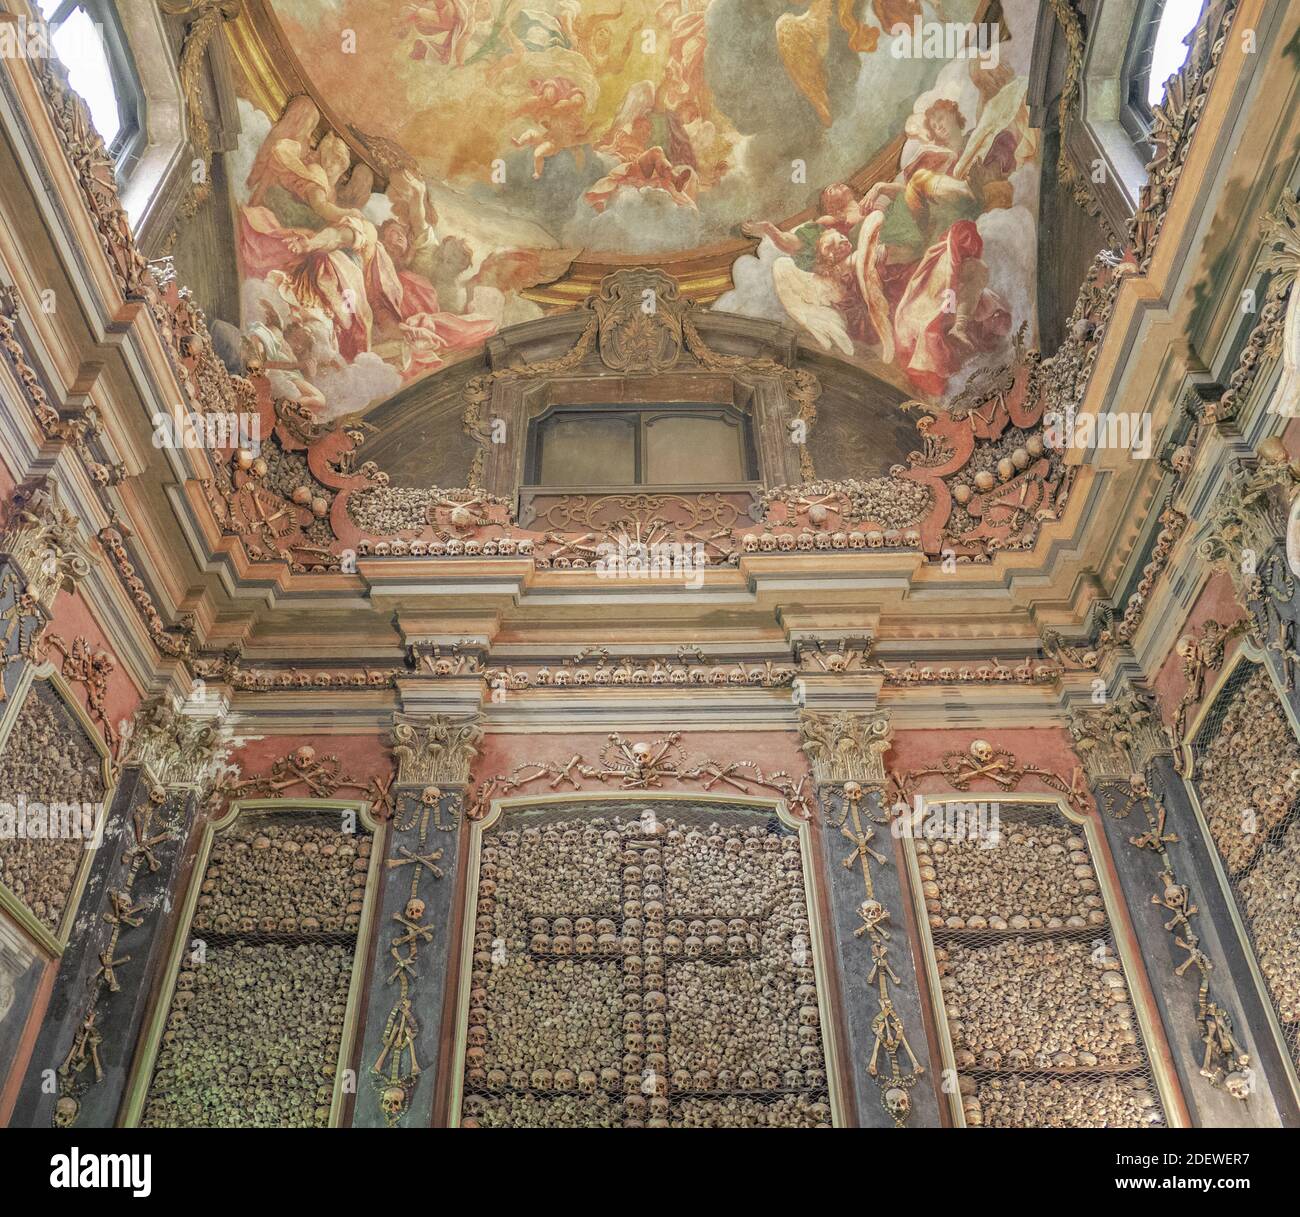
[1131,0,1241,270]
[157,1,243,217]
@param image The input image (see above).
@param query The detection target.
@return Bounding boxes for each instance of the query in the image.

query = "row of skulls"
[190,822,371,934]
[916,827,1106,929]
[966,1075,1162,1128]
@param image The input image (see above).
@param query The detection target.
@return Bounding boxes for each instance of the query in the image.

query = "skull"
[53,1096,79,1127]
[294,745,317,769]
[884,1087,911,1121]
[1224,1071,1252,1100]
[969,739,995,764]
[405,898,425,921]
[421,785,442,806]
[843,780,862,803]
[381,1087,406,1119]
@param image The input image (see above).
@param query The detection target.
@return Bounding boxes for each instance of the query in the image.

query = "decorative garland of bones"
[1101,773,1252,1098]
[373,786,448,1125]
[55,787,184,1127]
[465,733,813,821]
[829,779,924,1126]
[890,739,1089,815]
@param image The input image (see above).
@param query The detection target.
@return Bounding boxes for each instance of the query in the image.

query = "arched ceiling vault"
[210,0,1042,425]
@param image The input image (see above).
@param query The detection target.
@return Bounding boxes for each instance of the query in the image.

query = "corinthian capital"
[799,709,892,786]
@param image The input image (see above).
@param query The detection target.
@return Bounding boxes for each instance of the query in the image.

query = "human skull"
[969,739,995,763]
[843,780,862,803]
[381,1087,406,1119]
[1224,1071,1252,1100]
[884,1087,910,1120]
[53,1096,79,1128]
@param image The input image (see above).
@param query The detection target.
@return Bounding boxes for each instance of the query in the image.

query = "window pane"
[644,413,745,484]
[51,9,121,146]
[536,415,636,487]
[1147,0,1203,106]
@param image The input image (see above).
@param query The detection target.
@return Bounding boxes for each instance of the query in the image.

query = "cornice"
[0,0,1291,682]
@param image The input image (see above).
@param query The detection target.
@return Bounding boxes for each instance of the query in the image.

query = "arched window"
[36,0,144,168]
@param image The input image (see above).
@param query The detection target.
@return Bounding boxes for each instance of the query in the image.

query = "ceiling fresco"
[227,0,1037,421]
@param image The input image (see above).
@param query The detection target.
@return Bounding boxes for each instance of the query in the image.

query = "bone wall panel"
[139,807,376,1128]
[455,799,834,1128]
[1191,662,1300,1084]
[912,802,1166,1128]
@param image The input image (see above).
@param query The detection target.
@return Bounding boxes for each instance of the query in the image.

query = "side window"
[36,0,144,170]
[1121,0,1205,149]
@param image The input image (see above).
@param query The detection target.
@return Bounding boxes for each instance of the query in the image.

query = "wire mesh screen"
[1191,661,1300,1073]
[459,799,832,1128]
[914,802,1166,1127]
[140,806,374,1128]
